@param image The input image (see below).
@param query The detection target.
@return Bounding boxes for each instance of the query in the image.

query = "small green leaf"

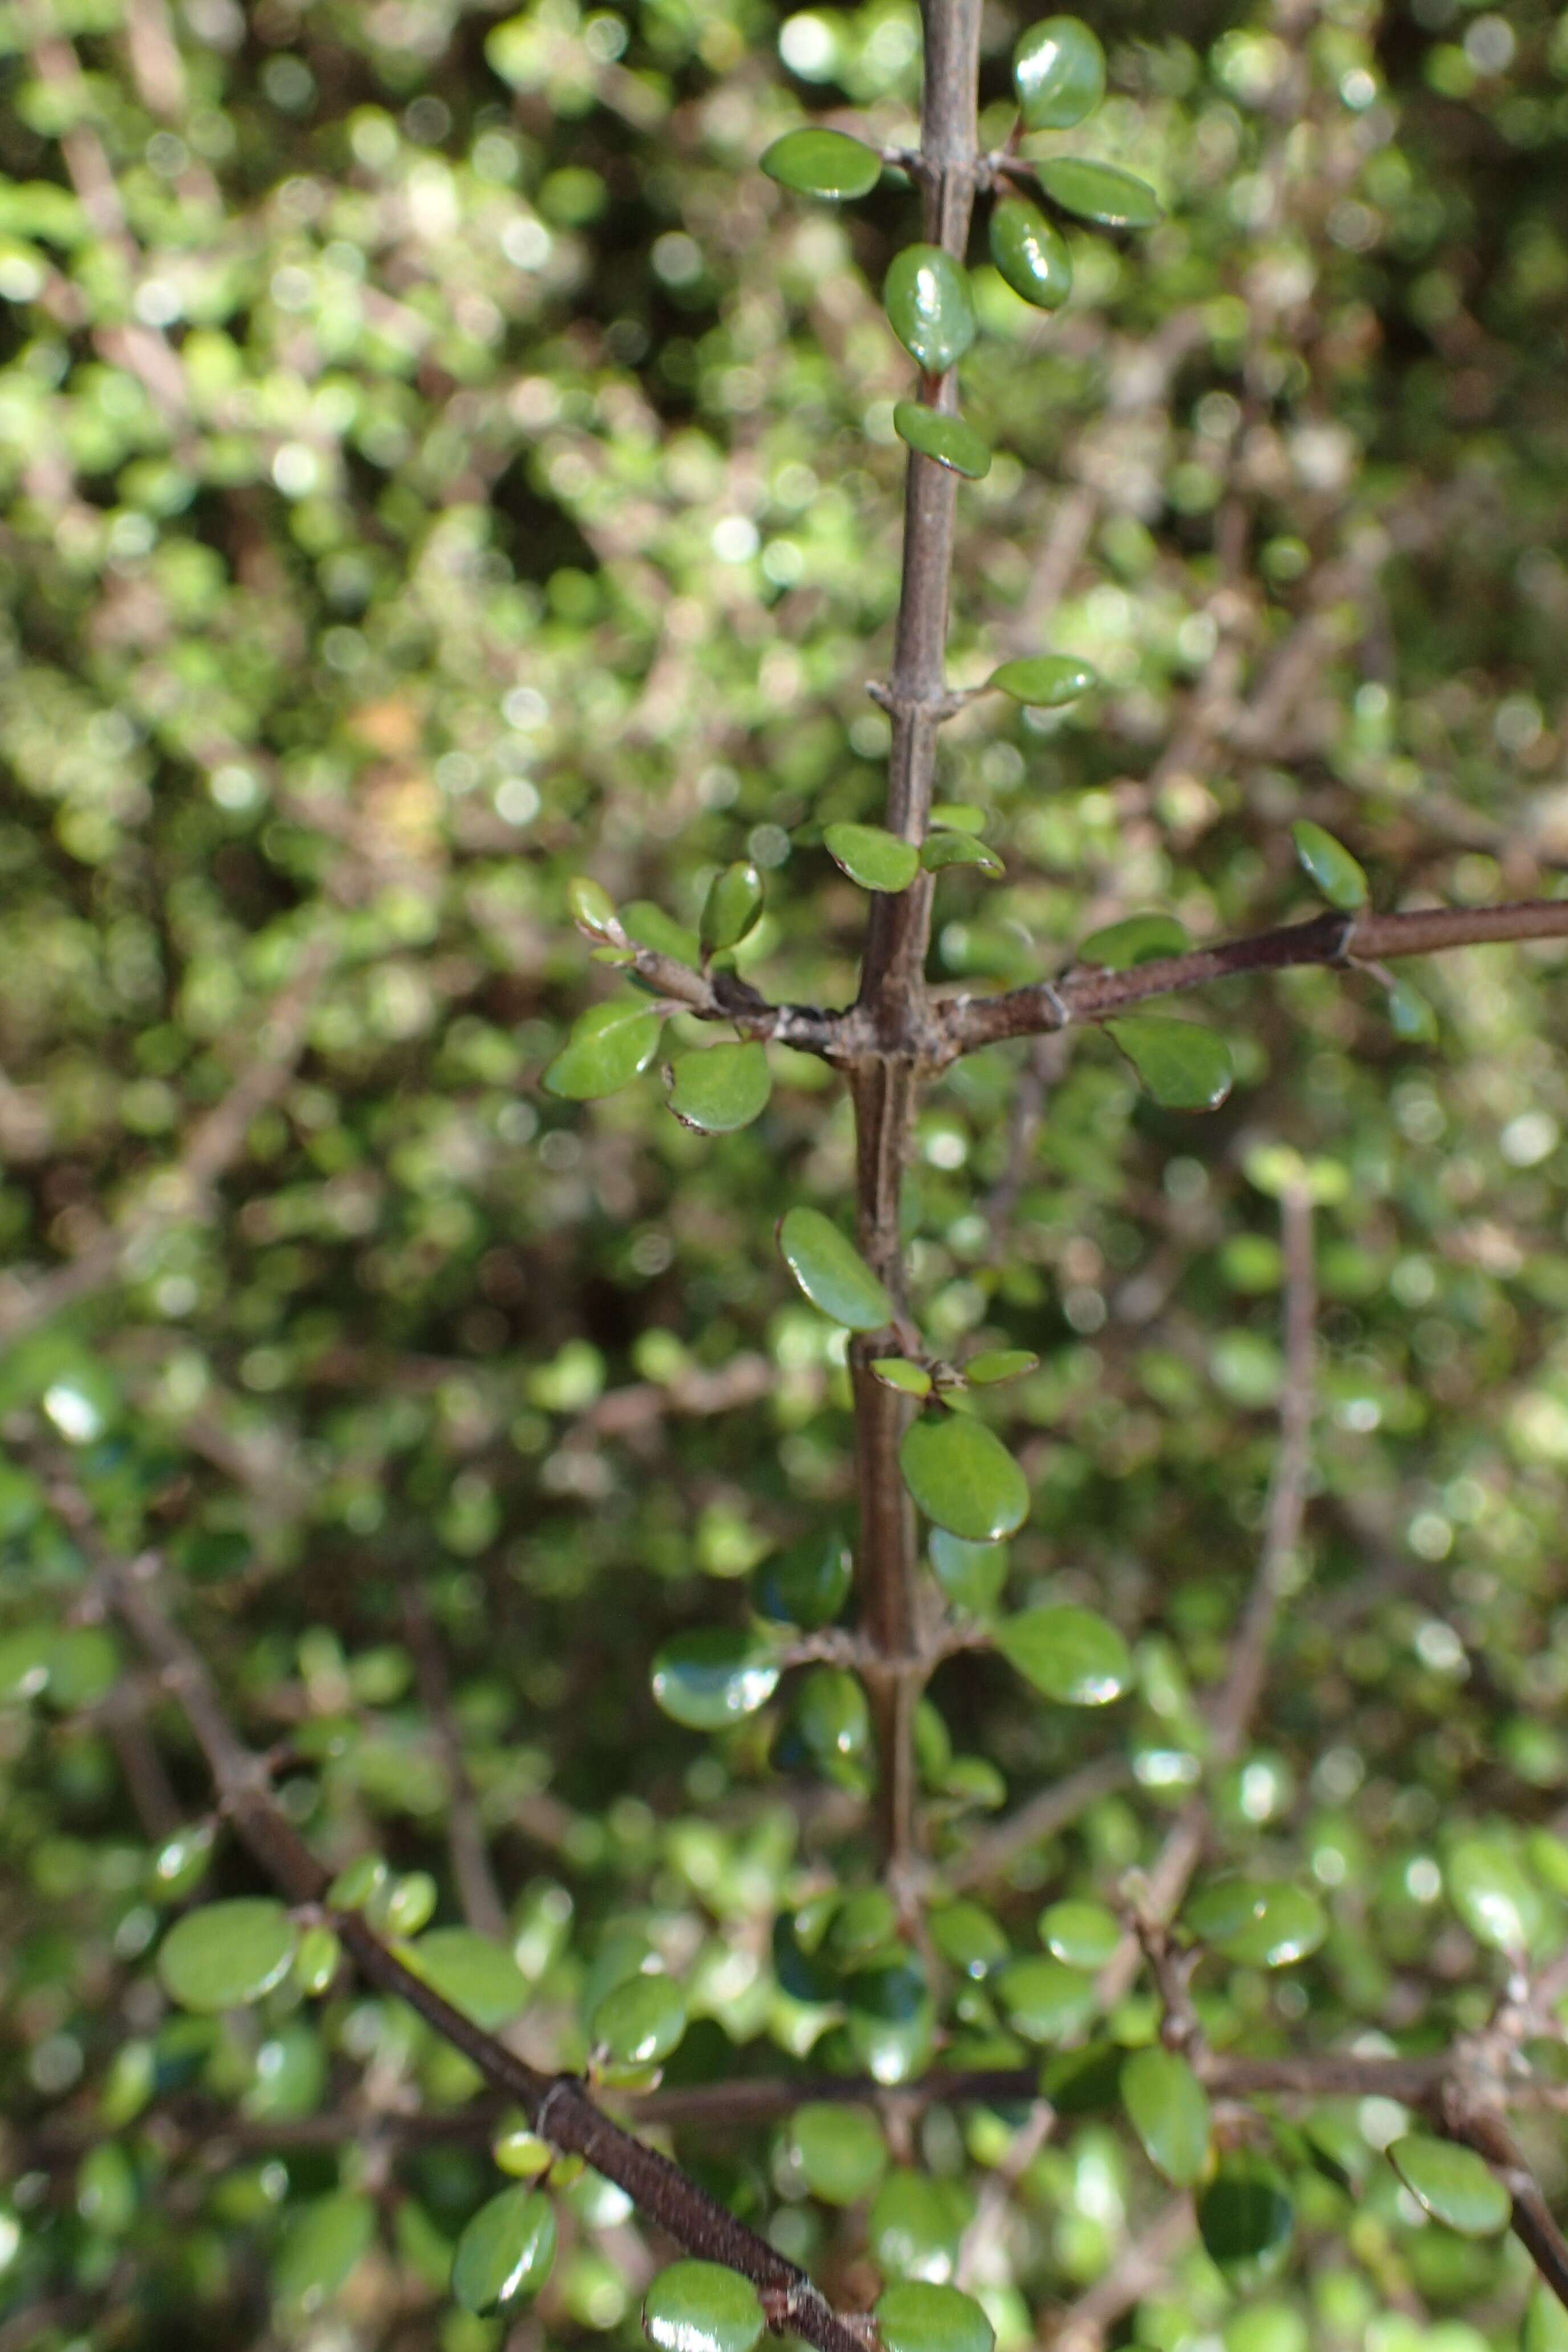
[921,831,1004,876]
[899,1413,1029,1543]
[872,1356,933,1398]
[1386,977,1438,1042]
[1106,1016,1232,1111]
[327,1854,389,1912]
[876,2281,996,2352]
[591,1973,686,2065]
[778,1205,896,1330]
[1291,819,1367,912]
[789,2102,888,2204]
[997,1955,1098,2044]
[452,2186,557,2314]
[294,1925,342,1997]
[667,1042,773,1133]
[964,1350,1038,1386]
[1013,15,1106,127]
[824,821,920,894]
[1036,158,1161,230]
[273,2192,377,2315]
[994,1604,1131,1705]
[401,1926,530,2029]
[1077,912,1189,969]
[0,1626,51,1702]
[753,1530,852,1627]
[1447,1837,1542,1953]
[700,861,765,953]
[892,401,992,478]
[623,901,701,965]
[988,654,1096,706]
[567,876,620,940]
[929,1900,1009,1979]
[1388,2136,1510,2237]
[384,1871,437,1935]
[651,1628,780,1729]
[761,127,883,200]
[870,2168,968,2280]
[929,803,986,834]
[1184,1879,1326,1967]
[830,1887,900,1965]
[493,2123,554,2178]
[1121,2045,1212,2186]
[793,1665,871,1766]
[644,2261,766,2352]
[844,1952,936,2083]
[1197,2161,1294,2283]
[159,1899,298,2013]
[884,244,977,373]
[1039,1899,1120,1970]
[988,199,1073,309]
[544,1000,663,1100]
[929,1529,1010,1613]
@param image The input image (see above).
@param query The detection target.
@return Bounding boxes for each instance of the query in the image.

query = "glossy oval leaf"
[870,2168,967,2280]
[1447,1837,1542,1953]
[1197,2161,1294,2283]
[1013,15,1106,127]
[1039,1899,1121,1970]
[899,1413,1029,1543]
[402,1926,530,2029]
[929,1528,1010,1614]
[989,199,1073,310]
[778,1205,896,1330]
[930,1900,1009,1980]
[623,900,701,965]
[1078,912,1189,969]
[1106,1016,1232,1111]
[921,831,1004,876]
[1185,1879,1326,1968]
[929,803,986,834]
[994,1603,1131,1705]
[651,1627,780,1729]
[761,127,883,201]
[591,1972,686,2065]
[876,2281,996,2352]
[892,401,992,479]
[452,2186,558,2313]
[996,1955,1098,2044]
[1388,2135,1510,2237]
[294,1924,341,1997]
[872,1356,933,1398]
[544,999,663,1100]
[1037,157,1161,230]
[700,861,765,953]
[667,1042,772,1134]
[1121,2045,1212,2186]
[1387,977,1438,1042]
[794,1665,871,1765]
[824,820,920,895]
[273,2191,377,2315]
[884,244,977,374]
[789,2101,888,2204]
[567,875,619,941]
[643,2261,766,2352]
[159,1899,298,2013]
[988,654,1096,706]
[1291,819,1367,912]
[753,1530,852,1627]
[964,1349,1038,1387]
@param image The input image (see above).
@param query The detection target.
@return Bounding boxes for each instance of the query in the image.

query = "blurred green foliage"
[5,0,1568,2347]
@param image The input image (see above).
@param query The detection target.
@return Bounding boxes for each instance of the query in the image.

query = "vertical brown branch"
[851,0,984,1890]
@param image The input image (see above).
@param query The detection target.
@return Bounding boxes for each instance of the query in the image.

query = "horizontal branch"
[939,900,1568,1059]
[628,946,842,1056]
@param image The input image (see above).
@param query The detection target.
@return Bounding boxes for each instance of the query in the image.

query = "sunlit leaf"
[1388,2135,1510,2236]
[650,1628,780,1729]
[159,1900,297,2013]
[884,245,977,373]
[1077,912,1189,969]
[875,2281,996,2352]
[453,2186,557,2313]
[899,1413,1029,1542]
[994,1604,1131,1705]
[1291,819,1368,912]
[789,2102,888,2204]
[988,654,1096,706]
[1121,2045,1212,2186]
[921,831,1004,876]
[644,2262,765,2352]
[892,401,992,478]
[778,1205,896,1329]
[824,820,920,894]
[760,127,883,200]
[1106,1016,1233,1111]
[401,1927,531,2029]
[988,199,1072,309]
[667,1042,772,1132]
[1036,157,1161,229]
[544,999,663,1099]
[1013,15,1106,127]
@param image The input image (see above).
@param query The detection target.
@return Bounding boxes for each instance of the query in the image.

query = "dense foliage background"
[6,0,1568,2346]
